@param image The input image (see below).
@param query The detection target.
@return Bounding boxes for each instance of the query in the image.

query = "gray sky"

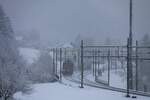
[0,0,150,45]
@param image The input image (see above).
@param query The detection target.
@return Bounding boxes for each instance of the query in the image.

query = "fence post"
[118,46,120,59]
[53,48,55,75]
[135,40,138,91]
[60,48,62,82]
[56,48,58,74]
[93,50,95,76]
[78,49,80,71]
[95,49,97,79]
[126,38,130,97]
[98,50,100,76]
[108,50,110,86]
[121,48,124,68]
[80,40,84,88]
[144,85,148,92]
[65,48,67,61]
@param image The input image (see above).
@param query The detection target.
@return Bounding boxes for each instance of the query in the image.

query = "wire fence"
[49,40,150,96]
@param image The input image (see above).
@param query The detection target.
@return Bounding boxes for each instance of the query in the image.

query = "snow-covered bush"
[29,51,54,83]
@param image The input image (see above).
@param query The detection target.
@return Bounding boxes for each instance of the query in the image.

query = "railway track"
[64,71,150,97]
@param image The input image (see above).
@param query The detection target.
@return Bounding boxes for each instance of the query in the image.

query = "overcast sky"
[0,0,150,45]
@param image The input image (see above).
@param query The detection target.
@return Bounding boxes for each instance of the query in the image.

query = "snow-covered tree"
[0,5,29,100]
[15,29,41,48]
[29,51,54,83]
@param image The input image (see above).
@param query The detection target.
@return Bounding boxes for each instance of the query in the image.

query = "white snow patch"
[62,43,73,48]
[19,48,40,65]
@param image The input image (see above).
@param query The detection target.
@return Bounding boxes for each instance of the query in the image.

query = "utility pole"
[129,0,133,90]
[126,0,133,97]
[80,40,84,88]
[127,1,137,98]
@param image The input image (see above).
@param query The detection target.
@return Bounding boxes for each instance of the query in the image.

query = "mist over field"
[1,0,150,45]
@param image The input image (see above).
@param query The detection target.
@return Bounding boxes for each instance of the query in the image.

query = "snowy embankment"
[14,82,149,100]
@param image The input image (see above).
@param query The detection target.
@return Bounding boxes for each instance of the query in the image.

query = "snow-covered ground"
[72,64,126,89]
[16,47,149,100]
[14,81,149,100]
[84,61,126,88]
[95,70,126,89]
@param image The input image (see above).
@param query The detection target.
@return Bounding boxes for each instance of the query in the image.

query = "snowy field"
[16,47,149,100]
[14,81,149,100]
[96,70,126,89]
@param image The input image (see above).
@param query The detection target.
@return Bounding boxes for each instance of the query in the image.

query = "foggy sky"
[0,0,150,45]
